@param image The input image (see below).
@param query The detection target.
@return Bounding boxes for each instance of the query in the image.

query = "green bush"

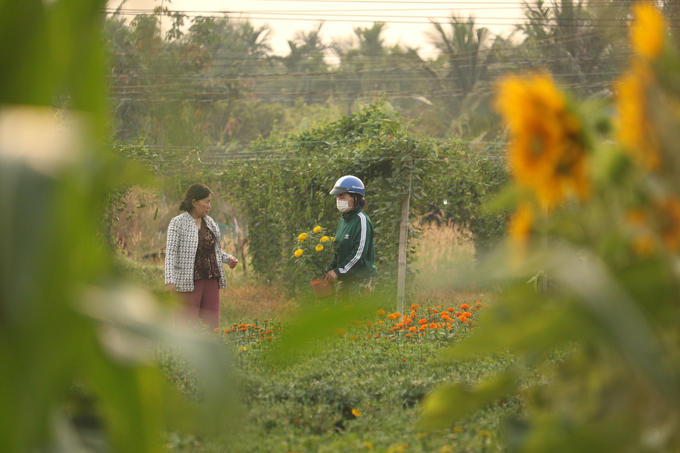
[222,101,507,290]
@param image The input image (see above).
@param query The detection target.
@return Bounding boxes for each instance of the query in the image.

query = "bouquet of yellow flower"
[291,225,337,297]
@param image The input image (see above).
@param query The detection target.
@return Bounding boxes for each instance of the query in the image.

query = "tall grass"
[411,220,476,291]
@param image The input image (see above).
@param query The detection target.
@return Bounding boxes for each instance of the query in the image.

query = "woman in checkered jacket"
[165,184,238,328]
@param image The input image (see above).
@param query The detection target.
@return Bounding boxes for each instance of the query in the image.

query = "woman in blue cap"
[324,175,378,299]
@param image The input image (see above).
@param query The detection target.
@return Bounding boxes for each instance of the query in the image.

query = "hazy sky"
[110,0,525,58]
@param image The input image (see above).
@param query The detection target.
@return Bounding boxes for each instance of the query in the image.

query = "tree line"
[105,0,667,159]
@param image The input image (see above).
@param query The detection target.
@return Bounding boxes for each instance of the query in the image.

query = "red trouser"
[179,278,220,329]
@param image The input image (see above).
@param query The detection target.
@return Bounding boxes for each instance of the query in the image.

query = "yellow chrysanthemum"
[496,72,589,209]
[631,2,666,60]
[313,226,322,233]
[315,245,324,252]
[320,236,329,242]
[298,232,308,242]
[294,249,304,257]
[615,62,660,169]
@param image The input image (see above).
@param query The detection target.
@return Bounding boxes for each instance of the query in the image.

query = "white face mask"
[337,199,352,213]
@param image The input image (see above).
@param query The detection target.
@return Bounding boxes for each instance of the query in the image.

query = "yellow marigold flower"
[331,237,336,242]
[496,72,589,209]
[298,232,308,241]
[294,249,304,257]
[321,236,329,242]
[615,62,660,169]
[631,2,666,60]
[352,408,362,417]
[313,226,322,233]
[315,245,324,252]
[377,310,386,316]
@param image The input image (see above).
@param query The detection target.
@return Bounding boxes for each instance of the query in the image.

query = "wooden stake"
[397,173,412,314]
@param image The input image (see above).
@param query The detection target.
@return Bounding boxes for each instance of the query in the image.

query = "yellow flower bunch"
[291,225,338,280]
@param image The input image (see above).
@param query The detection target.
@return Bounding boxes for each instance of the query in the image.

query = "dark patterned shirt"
[193,219,221,281]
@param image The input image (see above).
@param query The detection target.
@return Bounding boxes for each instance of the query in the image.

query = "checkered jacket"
[164,212,234,292]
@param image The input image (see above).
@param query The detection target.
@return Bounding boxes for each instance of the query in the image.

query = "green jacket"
[328,207,378,281]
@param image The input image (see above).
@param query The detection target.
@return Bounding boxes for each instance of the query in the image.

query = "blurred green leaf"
[420,371,516,431]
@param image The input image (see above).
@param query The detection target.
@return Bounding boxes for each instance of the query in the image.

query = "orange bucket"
[310,279,334,299]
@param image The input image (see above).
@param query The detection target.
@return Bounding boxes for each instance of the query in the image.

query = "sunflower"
[509,203,534,244]
[615,62,660,170]
[496,72,589,209]
[631,2,666,60]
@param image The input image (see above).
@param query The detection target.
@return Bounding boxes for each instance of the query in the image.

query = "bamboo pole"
[397,171,412,315]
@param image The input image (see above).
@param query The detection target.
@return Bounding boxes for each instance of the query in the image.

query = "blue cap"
[329,175,365,196]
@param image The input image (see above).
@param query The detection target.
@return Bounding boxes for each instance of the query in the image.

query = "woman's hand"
[325,270,338,283]
[165,283,175,292]
[228,256,239,269]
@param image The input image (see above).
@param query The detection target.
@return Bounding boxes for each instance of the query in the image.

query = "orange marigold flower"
[410,310,416,317]
[396,323,404,328]
[461,304,469,310]
[214,328,220,332]
[458,316,466,322]
[405,333,412,338]
[266,336,273,341]
[418,326,426,331]
[392,325,400,331]
[336,328,347,336]
[202,324,208,328]
[394,312,402,319]
[411,304,419,309]
[377,310,386,316]
[379,320,383,325]
[476,302,482,308]
[387,314,396,321]
[441,313,449,319]
[455,311,463,317]
[418,319,428,325]
[265,329,274,335]
[409,326,417,332]
[429,322,437,329]
[447,307,454,312]
[464,312,472,318]
[240,327,247,332]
